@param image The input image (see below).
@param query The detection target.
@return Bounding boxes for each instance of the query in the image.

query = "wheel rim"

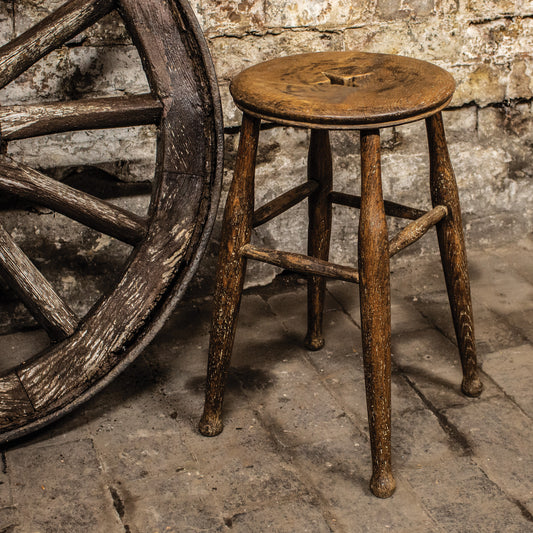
[0,0,223,442]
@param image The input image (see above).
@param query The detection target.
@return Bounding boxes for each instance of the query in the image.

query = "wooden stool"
[199,51,483,498]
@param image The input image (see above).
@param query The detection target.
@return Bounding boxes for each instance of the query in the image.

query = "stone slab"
[0,241,532,530]
[391,328,502,410]
[6,439,123,532]
[406,452,533,533]
[483,344,533,417]
[223,501,332,533]
[288,438,443,532]
[444,397,533,506]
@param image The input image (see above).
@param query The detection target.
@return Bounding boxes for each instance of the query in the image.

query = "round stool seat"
[230,51,455,129]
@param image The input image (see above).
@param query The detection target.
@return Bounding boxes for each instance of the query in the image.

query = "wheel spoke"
[119,0,210,176]
[0,156,147,245]
[0,225,78,340]
[0,0,224,442]
[0,0,116,90]
[0,94,162,141]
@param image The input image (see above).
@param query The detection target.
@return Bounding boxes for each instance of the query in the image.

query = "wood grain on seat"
[230,51,455,129]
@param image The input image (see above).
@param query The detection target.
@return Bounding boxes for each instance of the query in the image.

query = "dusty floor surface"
[0,236,532,532]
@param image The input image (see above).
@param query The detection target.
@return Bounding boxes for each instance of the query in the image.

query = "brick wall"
[0,0,532,329]
[198,0,533,288]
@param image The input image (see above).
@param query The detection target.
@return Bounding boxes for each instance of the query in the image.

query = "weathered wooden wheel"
[0,0,223,442]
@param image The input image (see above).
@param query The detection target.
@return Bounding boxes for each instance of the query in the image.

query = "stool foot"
[304,333,325,351]
[198,412,224,437]
[359,129,395,500]
[199,113,261,439]
[370,469,396,499]
[462,376,483,397]
[427,112,483,398]
[306,130,332,351]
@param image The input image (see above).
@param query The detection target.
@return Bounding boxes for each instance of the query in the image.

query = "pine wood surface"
[305,130,333,350]
[330,191,427,220]
[0,0,116,90]
[241,244,360,283]
[199,113,260,437]
[388,205,448,257]
[0,156,148,245]
[0,94,162,141]
[426,113,482,398]
[200,45,479,499]
[230,51,455,129]
[252,180,318,228]
[0,226,79,340]
[0,0,223,442]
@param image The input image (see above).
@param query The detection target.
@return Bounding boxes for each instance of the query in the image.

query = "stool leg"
[426,113,483,398]
[305,129,333,350]
[199,113,261,436]
[358,129,395,498]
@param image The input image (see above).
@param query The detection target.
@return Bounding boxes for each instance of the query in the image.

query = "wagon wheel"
[0,0,223,442]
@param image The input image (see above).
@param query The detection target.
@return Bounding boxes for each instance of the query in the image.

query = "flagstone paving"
[1,237,532,532]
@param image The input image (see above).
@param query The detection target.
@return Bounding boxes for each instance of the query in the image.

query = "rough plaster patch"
[0,0,531,326]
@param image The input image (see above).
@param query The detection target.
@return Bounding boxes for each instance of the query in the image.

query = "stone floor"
[0,236,532,532]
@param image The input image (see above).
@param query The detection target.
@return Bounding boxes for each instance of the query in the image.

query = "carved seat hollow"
[198,51,483,498]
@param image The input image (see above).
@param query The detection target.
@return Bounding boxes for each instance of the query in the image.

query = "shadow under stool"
[199,51,483,498]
